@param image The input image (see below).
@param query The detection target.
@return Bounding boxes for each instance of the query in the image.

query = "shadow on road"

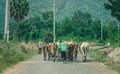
[41,58,95,64]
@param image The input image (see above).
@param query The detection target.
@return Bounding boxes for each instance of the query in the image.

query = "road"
[3,52,118,74]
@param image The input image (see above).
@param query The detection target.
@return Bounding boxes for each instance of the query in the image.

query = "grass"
[88,50,120,74]
[0,50,37,73]
[88,50,107,62]
[0,41,37,73]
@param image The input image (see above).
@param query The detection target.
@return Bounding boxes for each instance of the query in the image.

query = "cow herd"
[37,41,90,62]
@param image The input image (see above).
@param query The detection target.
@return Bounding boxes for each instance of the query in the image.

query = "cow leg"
[52,54,55,62]
[48,51,50,60]
[53,51,56,62]
[56,50,60,61]
[70,51,73,61]
[82,48,87,62]
[81,47,85,62]
[84,48,87,62]
[68,51,72,61]
[75,50,78,59]
[43,49,47,61]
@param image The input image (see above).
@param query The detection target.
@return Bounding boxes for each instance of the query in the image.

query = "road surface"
[3,52,118,74]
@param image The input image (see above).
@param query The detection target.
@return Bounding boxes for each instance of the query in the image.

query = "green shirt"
[58,42,67,52]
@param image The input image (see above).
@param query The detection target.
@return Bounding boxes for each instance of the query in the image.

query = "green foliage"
[10,0,29,22]
[0,40,36,73]
[42,11,53,29]
[57,10,93,41]
[107,21,118,44]
[11,16,42,42]
[108,63,120,73]
[88,50,120,73]
[0,41,22,64]
[8,9,119,46]
[57,17,73,36]
[88,50,108,62]
[29,0,111,23]
[43,32,53,43]
[104,0,120,46]
[0,0,114,32]
[104,0,120,21]
[10,11,54,42]
[72,10,92,37]
[91,20,101,39]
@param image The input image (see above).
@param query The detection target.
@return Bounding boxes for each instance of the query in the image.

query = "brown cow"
[48,42,58,62]
[42,43,49,61]
[67,42,74,61]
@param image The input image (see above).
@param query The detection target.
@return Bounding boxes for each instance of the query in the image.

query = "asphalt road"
[3,51,118,74]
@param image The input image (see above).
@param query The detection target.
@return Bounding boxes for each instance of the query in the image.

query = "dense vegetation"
[0,40,37,73]
[8,10,119,46]
[88,50,120,73]
[0,0,115,32]
[105,0,120,21]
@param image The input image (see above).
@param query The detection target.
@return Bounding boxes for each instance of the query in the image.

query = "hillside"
[30,0,112,22]
[0,0,113,32]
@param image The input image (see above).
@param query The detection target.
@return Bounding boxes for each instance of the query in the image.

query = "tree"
[104,0,120,21]
[10,0,29,22]
[107,21,118,43]
[41,11,54,42]
[58,18,73,36]
[43,32,53,43]
[72,10,92,36]
[10,0,29,40]
[10,16,43,41]
[42,11,53,29]
[105,0,120,45]
[91,20,101,39]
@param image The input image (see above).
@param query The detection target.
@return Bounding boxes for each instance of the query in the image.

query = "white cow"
[79,42,90,62]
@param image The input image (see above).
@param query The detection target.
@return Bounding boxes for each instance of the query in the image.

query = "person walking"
[58,40,67,63]
[37,42,43,54]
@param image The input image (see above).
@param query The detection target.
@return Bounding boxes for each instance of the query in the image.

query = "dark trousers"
[61,51,66,62]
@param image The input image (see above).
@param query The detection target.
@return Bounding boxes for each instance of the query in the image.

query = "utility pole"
[4,0,10,42]
[101,19,103,40]
[53,0,56,43]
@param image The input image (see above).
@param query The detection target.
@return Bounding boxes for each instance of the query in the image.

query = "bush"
[88,49,120,73]
[0,40,37,73]
[88,50,107,62]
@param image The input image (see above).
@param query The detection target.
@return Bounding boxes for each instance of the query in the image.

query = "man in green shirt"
[58,41,67,63]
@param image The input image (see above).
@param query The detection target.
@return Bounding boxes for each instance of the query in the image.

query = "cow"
[42,43,49,61]
[73,43,79,60]
[79,42,89,62]
[48,42,58,62]
[66,42,74,61]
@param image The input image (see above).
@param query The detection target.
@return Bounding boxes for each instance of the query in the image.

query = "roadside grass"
[0,41,37,73]
[88,50,120,74]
